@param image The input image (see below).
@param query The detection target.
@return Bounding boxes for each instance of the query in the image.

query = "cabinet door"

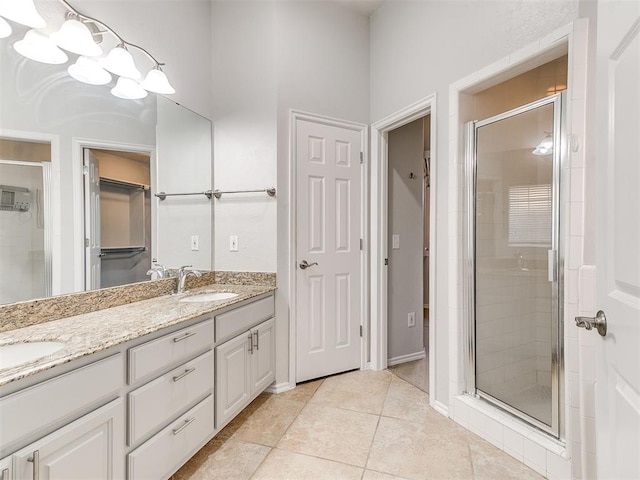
[215,333,251,428]
[250,318,275,395]
[12,399,124,480]
[0,456,11,480]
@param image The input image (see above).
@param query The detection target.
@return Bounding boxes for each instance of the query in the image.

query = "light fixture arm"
[58,0,164,67]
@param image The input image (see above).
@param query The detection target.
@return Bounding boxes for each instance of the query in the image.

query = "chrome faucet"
[176,265,202,294]
[146,263,167,280]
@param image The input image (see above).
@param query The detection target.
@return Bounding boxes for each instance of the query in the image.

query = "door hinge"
[85,238,89,248]
[360,325,363,337]
[384,258,389,266]
[360,238,363,250]
[360,152,364,164]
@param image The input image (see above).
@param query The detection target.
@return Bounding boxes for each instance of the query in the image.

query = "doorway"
[83,147,152,290]
[370,94,437,403]
[386,115,431,394]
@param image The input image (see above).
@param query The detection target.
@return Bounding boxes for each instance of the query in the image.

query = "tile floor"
[171,370,545,480]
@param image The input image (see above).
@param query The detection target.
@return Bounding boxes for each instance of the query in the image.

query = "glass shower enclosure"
[465,93,564,437]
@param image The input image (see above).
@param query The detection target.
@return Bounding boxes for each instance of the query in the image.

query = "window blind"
[508,184,552,245]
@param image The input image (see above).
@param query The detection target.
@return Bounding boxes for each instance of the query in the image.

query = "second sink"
[179,292,239,303]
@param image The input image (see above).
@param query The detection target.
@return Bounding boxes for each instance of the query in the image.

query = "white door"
[250,318,276,394]
[215,333,250,428]
[13,399,123,479]
[83,149,101,290]
[295,117,363,382]
[595,2,640,478]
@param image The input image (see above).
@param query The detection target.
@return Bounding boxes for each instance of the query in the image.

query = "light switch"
[392,235,400,249]
[191,235,199,251]
[230,235,239,252]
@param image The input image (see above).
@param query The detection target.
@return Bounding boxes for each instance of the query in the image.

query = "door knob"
[299,260,318,270]
[575,310,607,337]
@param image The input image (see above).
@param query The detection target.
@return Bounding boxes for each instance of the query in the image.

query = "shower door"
[466,93,564,437]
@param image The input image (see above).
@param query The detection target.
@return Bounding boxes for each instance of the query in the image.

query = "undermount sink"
[0,341,66,370]
[179,292,239,303]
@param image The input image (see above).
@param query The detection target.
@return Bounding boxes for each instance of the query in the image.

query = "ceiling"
[335,0,385,16]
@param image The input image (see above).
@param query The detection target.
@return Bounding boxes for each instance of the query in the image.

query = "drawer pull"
[172,417,195,435]
[2,468,9,480]
[172,367,196,382]
[253,330,259,351]
[27,450,39,480]
[173,331,196,343]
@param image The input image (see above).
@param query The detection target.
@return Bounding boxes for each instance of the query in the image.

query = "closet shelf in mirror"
[100,177,150,190]
[99,246,147,258]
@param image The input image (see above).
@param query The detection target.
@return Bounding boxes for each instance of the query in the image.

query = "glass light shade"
[51,19,102,57]
[0,16,12,38]
[14,29,68,65]
[102,45,140,79]
[532,133,554,156]
[0,0,45,28]
[141,67,175,94]
[68,56,112,85]
[111,77,147,100]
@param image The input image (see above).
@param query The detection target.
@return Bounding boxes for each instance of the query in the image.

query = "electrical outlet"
[408,312,416,327]
[230,235,238,252]
[190,235,199,251]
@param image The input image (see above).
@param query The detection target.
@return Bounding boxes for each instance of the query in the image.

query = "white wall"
[370,0,579,407]
[211,0,370,385]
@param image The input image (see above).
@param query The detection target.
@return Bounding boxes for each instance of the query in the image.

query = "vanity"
[0,284,276,480]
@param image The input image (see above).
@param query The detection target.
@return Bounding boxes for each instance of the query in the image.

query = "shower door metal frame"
[463,93,565,439]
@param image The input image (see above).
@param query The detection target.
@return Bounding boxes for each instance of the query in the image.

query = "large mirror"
[0,4,213,306]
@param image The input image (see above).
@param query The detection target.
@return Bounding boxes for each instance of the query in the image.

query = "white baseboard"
[264,382,295,394]
[433,400,448,416]
[387,349,426,367]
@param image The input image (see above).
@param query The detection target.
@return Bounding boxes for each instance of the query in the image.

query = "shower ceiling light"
[0,0,45,29]
[14,29,69,65]
[68,56,112,85]
[51,16,102,57]
[111,77,147,100]
[0,16,12,38]
[532,133,553,156]
[141,66,175,94]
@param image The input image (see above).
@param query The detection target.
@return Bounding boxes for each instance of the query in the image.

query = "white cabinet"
[251,318,276,394]
[0,456,11,480]
[215,318,275,428]
[12,399,124,479]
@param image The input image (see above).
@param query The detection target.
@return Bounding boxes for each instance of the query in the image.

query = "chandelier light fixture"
[0,16,12,38]
[0,0,175,99]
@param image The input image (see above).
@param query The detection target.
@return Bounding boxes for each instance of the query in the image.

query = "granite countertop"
[0,284,275,387]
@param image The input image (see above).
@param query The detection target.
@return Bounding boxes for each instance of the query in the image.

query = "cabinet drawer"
[128,318,214,385]
[128,349,214,446]
[127,394,214,480]
[0,354,122,451]
[215,296,274,343]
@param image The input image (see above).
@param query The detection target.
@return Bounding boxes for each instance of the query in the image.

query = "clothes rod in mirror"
[213,188,276,199]
[154,188,276,201]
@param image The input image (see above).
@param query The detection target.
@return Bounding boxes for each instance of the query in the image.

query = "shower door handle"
[575,310,607,337]
[547,250,556,282]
